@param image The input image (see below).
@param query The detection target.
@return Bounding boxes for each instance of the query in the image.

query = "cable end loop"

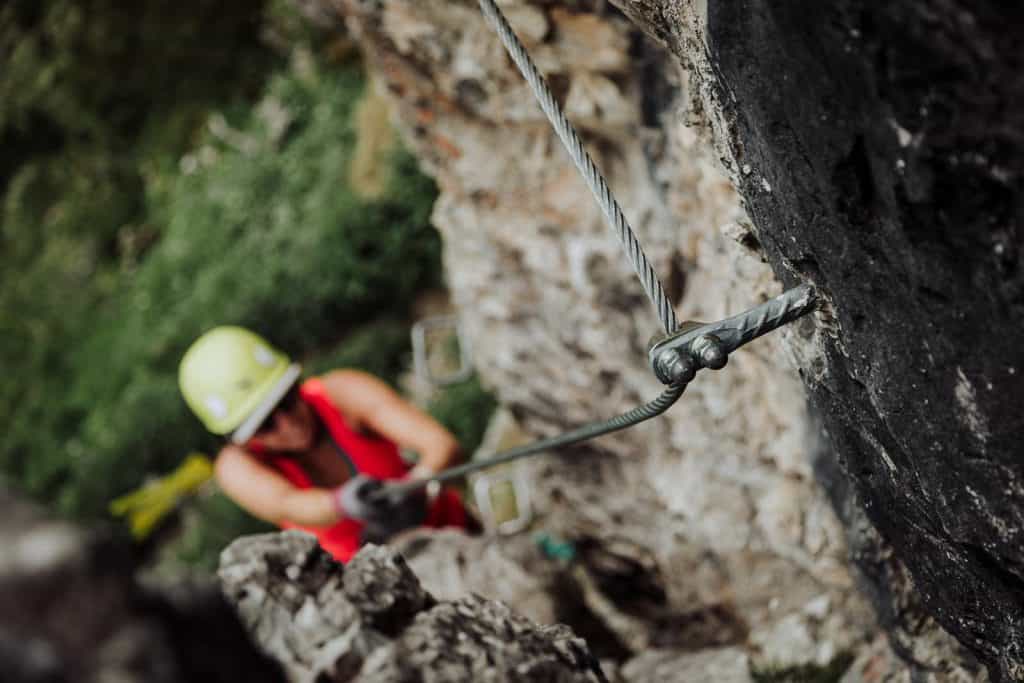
[649,284,819,386]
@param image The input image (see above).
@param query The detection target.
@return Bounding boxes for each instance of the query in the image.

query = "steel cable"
[371,0,692,503]
[383,381,685,498]
[477,0,679,335]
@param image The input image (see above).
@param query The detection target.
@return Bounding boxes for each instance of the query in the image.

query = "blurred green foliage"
[1,0,497,558]
[0,0,274,174]
[65,63,439,517]
[1,0,276,502]
[427,377,500,458]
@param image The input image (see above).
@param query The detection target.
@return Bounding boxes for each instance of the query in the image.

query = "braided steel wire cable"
[368,2,822,506]
[382,381,686,498]
[477,0,679,335]
[369,1,692,505]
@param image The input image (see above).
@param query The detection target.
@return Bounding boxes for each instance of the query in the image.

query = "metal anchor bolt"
[692,334,728,370]
[654,348,697,385]
[648,284,818,386]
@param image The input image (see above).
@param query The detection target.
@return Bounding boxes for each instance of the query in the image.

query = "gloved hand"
[334,475,427,543]
[407,463,441,501]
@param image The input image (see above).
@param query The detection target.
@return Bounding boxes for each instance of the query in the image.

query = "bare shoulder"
[320,369,394,403]
[320,368,376,391]
[318,370,400,426]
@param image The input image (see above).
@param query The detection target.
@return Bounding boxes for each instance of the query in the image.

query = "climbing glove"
[334,475,427,543]
[110,453,214,539]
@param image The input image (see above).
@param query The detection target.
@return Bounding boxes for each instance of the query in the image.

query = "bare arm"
[214,445,340,527]
[321,370,463,475]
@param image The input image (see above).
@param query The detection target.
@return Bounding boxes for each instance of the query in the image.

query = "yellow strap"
[110,453,214,539]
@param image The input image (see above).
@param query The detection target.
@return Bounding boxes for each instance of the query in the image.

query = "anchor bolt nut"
[655,348,696,384]
[693,334,727,370]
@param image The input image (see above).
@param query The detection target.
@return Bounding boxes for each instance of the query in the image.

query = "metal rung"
[411,314,474,387]
[473,468,533,535]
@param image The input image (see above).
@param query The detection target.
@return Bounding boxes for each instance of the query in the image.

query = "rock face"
[620,647,752,683]
[218,530,607,682]
[334,0,873,674]
[599,1,1024,680]
[396,528,562,627]
[311,0,1021,680]
[0,489,280,683]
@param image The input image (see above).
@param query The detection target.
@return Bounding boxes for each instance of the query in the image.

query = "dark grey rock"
[605,0,1024,679]
[341,544,434,636]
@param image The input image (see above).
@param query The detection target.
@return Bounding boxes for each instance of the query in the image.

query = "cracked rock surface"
[218,530,607,682]
[330,0,875,674]
[291,0,1019,680]
[599,0,1024,680]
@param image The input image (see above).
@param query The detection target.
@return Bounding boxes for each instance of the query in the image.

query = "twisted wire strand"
[477,0,678,335]
[382,381,685,499]
[371,1,695,504]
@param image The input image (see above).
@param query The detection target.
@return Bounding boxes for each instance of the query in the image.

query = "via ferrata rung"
[411,314,474,387]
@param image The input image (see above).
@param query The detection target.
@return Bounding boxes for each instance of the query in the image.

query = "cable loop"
[381,381,685,497]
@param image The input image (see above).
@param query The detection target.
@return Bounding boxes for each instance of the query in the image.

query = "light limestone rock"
[621,647,753,683]
[338,0,873,669]
[219,531,388,682]
[395,529,561,626]
[219,531,607,682]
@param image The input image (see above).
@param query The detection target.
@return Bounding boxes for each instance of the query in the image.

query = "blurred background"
[4,2,1016,679]
[0,0,496,571]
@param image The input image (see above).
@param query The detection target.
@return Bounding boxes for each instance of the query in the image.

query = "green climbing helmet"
[179,326,301,443]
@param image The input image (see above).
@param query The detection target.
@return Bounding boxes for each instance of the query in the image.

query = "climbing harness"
[373,0,820,504]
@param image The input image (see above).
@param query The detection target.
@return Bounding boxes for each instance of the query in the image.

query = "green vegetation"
[427,377,500,457]
[1,0,277,501]
[1,1,496,564]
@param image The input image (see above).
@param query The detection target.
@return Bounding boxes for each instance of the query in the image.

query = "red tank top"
[259,377,467,562]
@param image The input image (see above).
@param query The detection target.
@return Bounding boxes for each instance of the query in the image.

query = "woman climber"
[178,325,471,562]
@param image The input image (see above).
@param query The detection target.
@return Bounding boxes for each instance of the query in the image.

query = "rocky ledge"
[218,530,607,682]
